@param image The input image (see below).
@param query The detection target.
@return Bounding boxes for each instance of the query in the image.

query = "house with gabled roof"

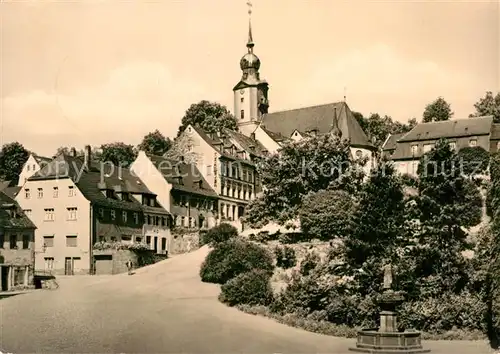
[15,146,171,275]
[17,153,53,187]
[383,115,497,176]
[0,190,36,291]
[130,152,219,229]
[165,124,266,230]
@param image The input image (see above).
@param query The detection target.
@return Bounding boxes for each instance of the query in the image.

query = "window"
[53,187,58,198]
[161,217,166,227]
[43,235,54,247]
[68,186,75,197]
[240,97,244,103]
[121,235,132,242]
[188,217,193,228]
[240,109,244,119]
[411,145,418,155]
[423,144,434,153]
[37,188,43,198]
[67,207,77,221]
[469,139,477,147]
[25,188,30,199]
[44,257,54,270]
[355,150,363,158]
[122,211,127,223]
[66,235,77,247]
[24,209,32,218]
[0,232,4,248]
[181,216,185,226]
[32,164,36,170]
[449,142,457,150]
[44,208,55,221]
[147,215,151,224]
[99,208,104,219]
[207,165,212,176]
[155,216,160,226]
[9,234,17,249]
[27,165,30,171]
[110,210,116,220]
[146,236,151,245]
[133,213,139,224]
[161,237,167,250]
[22,234,30,249]
[135,237,142,243]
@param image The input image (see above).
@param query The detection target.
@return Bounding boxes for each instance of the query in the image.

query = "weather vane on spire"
[247,0,252,16]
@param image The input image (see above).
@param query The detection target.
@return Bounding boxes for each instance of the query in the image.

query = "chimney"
[70,147,77,157]
[84,145,91,169]
[250,132,256,140]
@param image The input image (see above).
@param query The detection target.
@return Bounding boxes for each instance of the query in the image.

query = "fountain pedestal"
[349,265,431,354]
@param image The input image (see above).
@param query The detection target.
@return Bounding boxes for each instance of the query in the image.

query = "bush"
[199,239,274,284]
[219,269,274,306]
[200,223,238,246]
[399,292,487,333]
[299,190,354,240]
[275,246,297,269]
[300,251,321,276]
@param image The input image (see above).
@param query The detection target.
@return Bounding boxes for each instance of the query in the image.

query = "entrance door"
[64,257,74,275]
[1,266,9,291]
[153,236,158,253]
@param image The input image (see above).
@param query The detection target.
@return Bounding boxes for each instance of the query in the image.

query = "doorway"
[64,257,74,275]
[153,236,158,253]
[1,266,9,291]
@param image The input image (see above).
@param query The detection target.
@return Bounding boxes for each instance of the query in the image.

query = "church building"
[232,11,377,173]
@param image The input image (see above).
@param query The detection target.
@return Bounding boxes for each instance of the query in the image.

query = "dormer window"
[411,145,418,155]
[469,138,477,147]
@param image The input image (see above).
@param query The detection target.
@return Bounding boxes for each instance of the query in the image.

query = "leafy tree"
[138,129,172,156]
[344,160,406,268]
[299,189,355,240]
[470,91,500,123]
[412,139,482,296]
[244,134,354,227]
[0,142,29,184]
[422,97,453,123]
[100,142,137,166]
[177,100,237,137]
[456,146,490,177]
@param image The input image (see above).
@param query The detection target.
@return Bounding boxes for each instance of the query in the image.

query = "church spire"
[246,1,254,51]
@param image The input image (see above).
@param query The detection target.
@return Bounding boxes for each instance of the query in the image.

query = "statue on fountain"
[349,262,430,353]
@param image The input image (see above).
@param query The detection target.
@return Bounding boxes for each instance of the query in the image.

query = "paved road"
[0,247,493,353]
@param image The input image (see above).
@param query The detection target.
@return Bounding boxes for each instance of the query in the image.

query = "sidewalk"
[0,289,38,299]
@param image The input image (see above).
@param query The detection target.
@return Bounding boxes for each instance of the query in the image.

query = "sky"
[1,0,499,156]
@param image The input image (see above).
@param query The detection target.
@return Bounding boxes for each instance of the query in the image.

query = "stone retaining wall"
[170,231,200,255]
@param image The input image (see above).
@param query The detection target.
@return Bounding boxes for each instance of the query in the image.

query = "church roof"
[260,102,375,149]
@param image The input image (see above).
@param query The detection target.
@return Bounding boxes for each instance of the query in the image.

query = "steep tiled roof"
[0,180,11,191]
[399,116,493,142]
[33,154,52,165]
[382,133,406,151]
[0,191,36,229]
[29,154,168,213]
[491,124,500,140]
[2,186,21,199]
[190,126,259,165]
[222,128,268,157]
[260,102,375,149]
[260,126,289,143]
[148,154,218,198]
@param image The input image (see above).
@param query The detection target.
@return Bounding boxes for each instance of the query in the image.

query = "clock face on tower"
[240,89,245,95]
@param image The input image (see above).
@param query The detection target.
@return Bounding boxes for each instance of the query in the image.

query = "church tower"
[233,2,269,137]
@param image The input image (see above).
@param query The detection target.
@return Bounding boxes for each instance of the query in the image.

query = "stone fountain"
[349,263,431,354]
